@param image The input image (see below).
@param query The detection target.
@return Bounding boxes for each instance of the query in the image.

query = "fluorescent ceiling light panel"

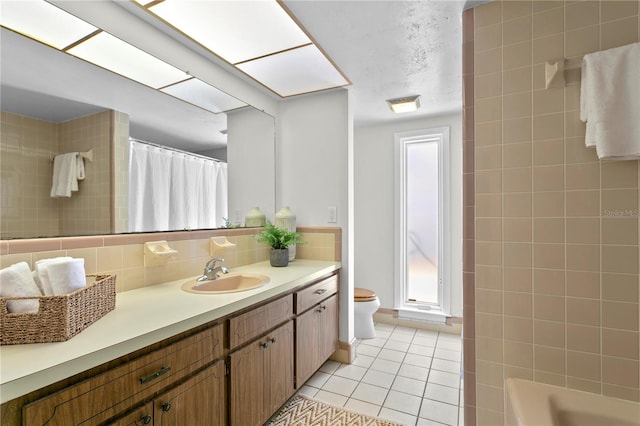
[0,0,97,49]
[386,95,421,113]
[67,32,188,89]
[237,44,349,97]
[147,0,311,64]
[161,78,247,113]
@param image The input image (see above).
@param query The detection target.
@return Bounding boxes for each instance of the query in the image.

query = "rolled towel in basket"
[47,258,86,295]
[0,262,41,313]
[35,256,72,296]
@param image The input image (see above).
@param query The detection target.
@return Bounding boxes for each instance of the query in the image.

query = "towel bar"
[51,149,93,162]
[545,57,583,89]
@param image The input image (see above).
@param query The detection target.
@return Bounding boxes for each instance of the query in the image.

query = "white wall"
[227,107,276,225]
[354,112,463,318]
[277,89,353,344]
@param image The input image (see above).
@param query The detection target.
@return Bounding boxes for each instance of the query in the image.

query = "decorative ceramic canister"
[275,206,297,261]
[245,207,266,227]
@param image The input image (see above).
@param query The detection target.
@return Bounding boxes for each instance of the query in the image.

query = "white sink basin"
[181,273,270,294]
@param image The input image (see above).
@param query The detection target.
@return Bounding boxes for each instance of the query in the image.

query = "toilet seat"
[353,288,379,339]
[354,287,377,302]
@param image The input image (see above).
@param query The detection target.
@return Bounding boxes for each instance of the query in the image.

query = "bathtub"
[505,378,640,426]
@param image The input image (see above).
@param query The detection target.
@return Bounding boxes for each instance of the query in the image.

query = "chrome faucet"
[196,258,230,282]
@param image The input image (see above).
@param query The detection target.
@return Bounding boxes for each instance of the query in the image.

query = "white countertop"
[0,259,340,403]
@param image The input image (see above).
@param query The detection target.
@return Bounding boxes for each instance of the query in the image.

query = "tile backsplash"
[0,226,341,293]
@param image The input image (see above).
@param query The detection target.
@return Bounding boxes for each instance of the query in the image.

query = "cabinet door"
[154,361,226,426]
[229,320,294,426]
[318,294,339,363]
[265,320,294,416]
[295,294,339,388]
[229,340,265,426]
[295,307,320,387]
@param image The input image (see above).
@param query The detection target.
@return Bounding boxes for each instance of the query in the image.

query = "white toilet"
[354,288,380,339]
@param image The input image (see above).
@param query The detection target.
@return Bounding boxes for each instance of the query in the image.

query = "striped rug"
[267,395,404,426]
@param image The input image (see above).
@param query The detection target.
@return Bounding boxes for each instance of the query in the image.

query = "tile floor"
[297,323,464,426]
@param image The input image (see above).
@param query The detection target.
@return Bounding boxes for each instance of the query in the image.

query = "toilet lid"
[354,288,377,302]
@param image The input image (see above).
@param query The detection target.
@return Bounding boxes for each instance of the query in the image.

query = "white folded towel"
[0,262,41,313]
[580,42,640,160]
[47,258,86,295]
[50,152,79,198]
[35,257,72,296]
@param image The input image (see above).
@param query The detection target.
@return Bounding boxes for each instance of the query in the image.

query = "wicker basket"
[0,274,116,345]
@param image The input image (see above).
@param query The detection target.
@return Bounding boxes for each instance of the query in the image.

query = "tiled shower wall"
[112,111,130,234]
[0,111,60,238]
[58,111,112,236]
[0,227,340,293]
[467,1,640,425]
[0,110,115,239]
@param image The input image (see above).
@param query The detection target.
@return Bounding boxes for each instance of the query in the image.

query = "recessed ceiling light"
[67,31,188,89]
[145,0,310,64]
[140,0,349,97]
[386,95,421,113]
[236,44,350,97]
[161,78,246,113]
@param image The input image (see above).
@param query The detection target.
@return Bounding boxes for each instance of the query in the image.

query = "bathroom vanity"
[0,260,340,426]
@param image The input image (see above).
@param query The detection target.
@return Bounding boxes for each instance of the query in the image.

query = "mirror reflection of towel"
[50,152,79,198]
[77,155,85,181]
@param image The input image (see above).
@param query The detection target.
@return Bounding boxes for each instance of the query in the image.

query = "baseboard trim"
[331,338,357,364]
[374,310,462,335]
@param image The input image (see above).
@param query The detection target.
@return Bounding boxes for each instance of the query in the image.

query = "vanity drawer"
[295,274,339,314]
[229,295,293,350]
[23,323,223,426]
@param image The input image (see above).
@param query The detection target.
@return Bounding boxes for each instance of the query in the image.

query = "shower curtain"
[128,141,228,232]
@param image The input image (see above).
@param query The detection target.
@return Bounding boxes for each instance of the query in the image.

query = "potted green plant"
[255,221,303,267]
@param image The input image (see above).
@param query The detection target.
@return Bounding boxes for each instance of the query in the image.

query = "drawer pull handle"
[314,289,327,295]
[140,366,171,384]
[141,415,152,424]
[161,402,172,412]
[270,337,276,343]
[260,342,269,349]
[317,305,327,313]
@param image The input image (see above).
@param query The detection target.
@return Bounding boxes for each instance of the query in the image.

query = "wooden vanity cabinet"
[294,274,339,387]
[7,269,341,426]
[228,296,294,426]
[21,323,224,426]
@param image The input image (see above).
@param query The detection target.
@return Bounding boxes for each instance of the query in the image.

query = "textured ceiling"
[283,0,466,125]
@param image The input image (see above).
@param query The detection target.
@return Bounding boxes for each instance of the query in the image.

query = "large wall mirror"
[0,6,276,240]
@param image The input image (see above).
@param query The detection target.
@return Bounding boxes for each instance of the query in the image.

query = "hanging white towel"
[0,262,41,313]
[50,152,79,197]
[580,42,640,160]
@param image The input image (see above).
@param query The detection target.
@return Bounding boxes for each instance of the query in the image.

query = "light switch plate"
[328,206,337,223]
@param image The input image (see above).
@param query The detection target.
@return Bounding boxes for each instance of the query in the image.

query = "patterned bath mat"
[267,394,404,426]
